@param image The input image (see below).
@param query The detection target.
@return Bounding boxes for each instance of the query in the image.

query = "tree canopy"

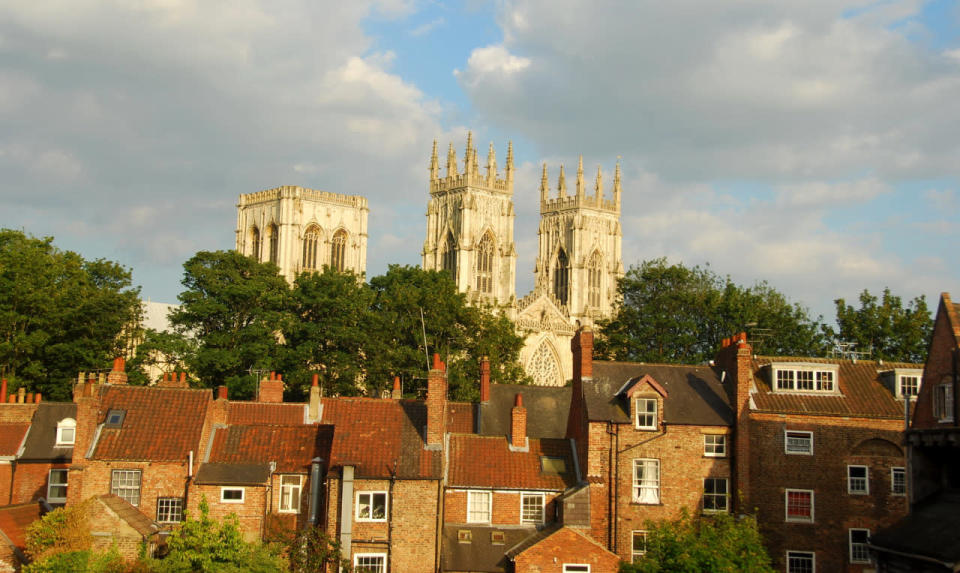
[0,229,141,401]
[831,287,932,363]
[597,258,827,364]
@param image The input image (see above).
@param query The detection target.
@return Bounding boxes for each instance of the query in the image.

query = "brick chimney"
[715,332,753,511]
[392,376,403,400]
[308,373,321,423]
[107,357,128,385]
[572,327,594,383]
[258,372,284,403]
[480,356,491,403]
[567,327,594,475]
[69,372,101,505]
[425,354,447,449]
[159,372,190,388]
[510,394,528,451]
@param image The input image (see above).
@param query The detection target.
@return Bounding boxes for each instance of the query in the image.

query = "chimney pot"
[217,386,228,400]
[27,392,34,403]
[18,387,26,403]
[271,371,276,380]
[277,373,282,382]
[515,393,523,407]
[34,393,41,403]
[480,357,491,403]
[312,373,319,387]
[180,372,186,383]
[7,394,15,404]
[432,353,442,370]
[0,378,7,404]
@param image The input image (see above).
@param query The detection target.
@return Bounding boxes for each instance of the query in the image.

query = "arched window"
[441,233,457,281]
[528,341,563,386]
[588,251,603,308]
[268,223,279,264]
[251,227,262,261]
[56,418,76,446]
[331,229,348,272]
[302,226,321,271]
[475,233,494,294]
[554,248,569,306]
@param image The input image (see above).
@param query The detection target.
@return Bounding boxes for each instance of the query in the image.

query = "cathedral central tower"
[422,133,517,305]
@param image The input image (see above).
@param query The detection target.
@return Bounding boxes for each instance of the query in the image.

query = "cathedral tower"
[422,134,517,305]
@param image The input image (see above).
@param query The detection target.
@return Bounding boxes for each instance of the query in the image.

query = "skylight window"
[105,409,126,428]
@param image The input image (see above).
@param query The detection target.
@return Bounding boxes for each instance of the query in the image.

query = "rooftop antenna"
[420,307,430,372]
[830,341,871,361]
[744,323,774,354]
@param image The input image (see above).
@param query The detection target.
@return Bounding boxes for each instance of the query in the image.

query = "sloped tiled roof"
[195,462,272,485]
[447,435,578,490]
[479,384,571,439]
[206,424,334,473]
[447,402,475,434]
[0,423,30,457]
[0,502,43,552]
[320,398,440,479]
[19,402,76,461]
[750,356,917,418]
[440,525,536,573]
[587,362,733,426]
[92,386,210,461]
[96,494,158,537]
[228,402,305,425]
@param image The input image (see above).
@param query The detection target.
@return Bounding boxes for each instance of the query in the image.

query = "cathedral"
[234,134,622,387]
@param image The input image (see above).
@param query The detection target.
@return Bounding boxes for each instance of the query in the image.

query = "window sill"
[355,518,388,523]
[278,509,300,514]
[785,518,814,524]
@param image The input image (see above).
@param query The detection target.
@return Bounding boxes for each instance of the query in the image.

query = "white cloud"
[408,17,445,37]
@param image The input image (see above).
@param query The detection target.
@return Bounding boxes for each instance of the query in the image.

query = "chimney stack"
[392,376,403,400]
[1,379,6,404]
[308,373,321,422]
[510,393,528,451]
[258,374,284,403]
[217,386,228,400]
[107,356,128,385]
[480,357,491,403]
[426,354,447,449]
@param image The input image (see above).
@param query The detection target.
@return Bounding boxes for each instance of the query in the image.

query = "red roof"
[447,402,475,434]
[207,425,334,473]
[228,402,305,425]
[751,357,919,418]
[0,423,29,456]
[320,398,440,479]
[0,502,42,551]
[92,386,210,461]
[447,435,578,490]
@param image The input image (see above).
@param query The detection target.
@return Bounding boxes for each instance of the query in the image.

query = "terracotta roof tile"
[0,502,42,551]
[750,356,921,418]
[320,398,440,479]
[448,435,578,490]
[447,402,475,434]
[92,386,210,461]
[0,423,30,457]
[228,402,305,425]
[207,425,334,473]
[96,494,158,537]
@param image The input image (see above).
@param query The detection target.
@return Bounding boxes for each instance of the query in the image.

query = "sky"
[1,0,958,323]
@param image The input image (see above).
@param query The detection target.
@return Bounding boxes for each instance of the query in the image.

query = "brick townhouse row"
[0,320,924,572]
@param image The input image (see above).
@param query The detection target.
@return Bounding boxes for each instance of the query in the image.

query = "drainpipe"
[607,421,615,550]
[308,458,323,526]
[339,466,355,568]
[387,461,397,572]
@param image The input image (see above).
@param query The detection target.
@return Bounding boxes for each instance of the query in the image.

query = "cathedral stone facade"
[424,135,623,386]
[236,185,368,282]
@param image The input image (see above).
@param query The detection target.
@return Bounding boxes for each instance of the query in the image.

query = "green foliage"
[127,328,199,385]
[148,496,286,573]
[169,250,289,398]
[620,509,774,573]
[832,287,933,363]
[0,229,141,400]
[24,547,126,573]
[25,499,94,561]
[597,258,827,364]
[270,523,349,573]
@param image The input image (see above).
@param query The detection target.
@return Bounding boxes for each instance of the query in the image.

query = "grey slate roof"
[440,525,538,572]
[18,403,76,462]
[478,384,571,439]
[586,361,733,426]
[870,492,960,567]
[194,462,272,485]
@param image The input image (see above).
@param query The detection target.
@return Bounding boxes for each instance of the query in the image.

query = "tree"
[126,328,199,386]
[597,259,827,364]
[621,509,774,573]
[0,229,141,401]
[832,288,933,363]
[169,251,288,398]
[23,499,126,573]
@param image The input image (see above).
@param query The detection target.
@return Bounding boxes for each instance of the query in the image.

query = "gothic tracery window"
[553,248,569,307]
[268,223,279,264]
[302,226,321,271]
[251,227,262,261]
[442,233,457,281]
[588,251,603,308]
[528,341,562,386]
[331,229,348,272]
[475,233,494,294]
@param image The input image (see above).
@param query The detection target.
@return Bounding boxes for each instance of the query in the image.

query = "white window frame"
[785,489,814,523]
[279,475,303,514]
[467,490,492,523]
[891,467,906,496]
[631,530,647,562]
[353,553,386,573]
[785,430,813,455]
[635,398,658,430]
[847,465,869,495]
[110,469,142,506]
[356,491,388,522]
[786,550,815,573]
[703,434,726,457]
[772,364,838,393]
[632,459,660,504]
[47,469,68,503]
[849,528,871,564]
[896,371,921,399]
[703,477,728,513]
[520,492,545,524]
[935,383,955,422]
[55,418,76,446]
[220,487,245,504]
[562,566,590,573]
[156,497,184,523]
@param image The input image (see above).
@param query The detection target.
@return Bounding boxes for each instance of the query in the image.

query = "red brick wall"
[88,497,147,561]
[912,293,959,430]
[0,462,11,505]
[0,404,37,423]
[443,489,561,526]
[72,460,189,525]
[513,527,619,573]
[747,413,907,573]
[10,461,69,504]
[191,484,267,542]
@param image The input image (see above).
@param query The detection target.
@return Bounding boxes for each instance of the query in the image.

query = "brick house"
[870,292,960,572]
[0,501,48,572]
[9,403,76,507]
[715,332,917,573]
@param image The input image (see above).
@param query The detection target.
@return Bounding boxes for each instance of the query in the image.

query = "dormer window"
[55,418,76,446]
[771,364,839,394]
[635,398,658,430]
[895,369,922,399]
